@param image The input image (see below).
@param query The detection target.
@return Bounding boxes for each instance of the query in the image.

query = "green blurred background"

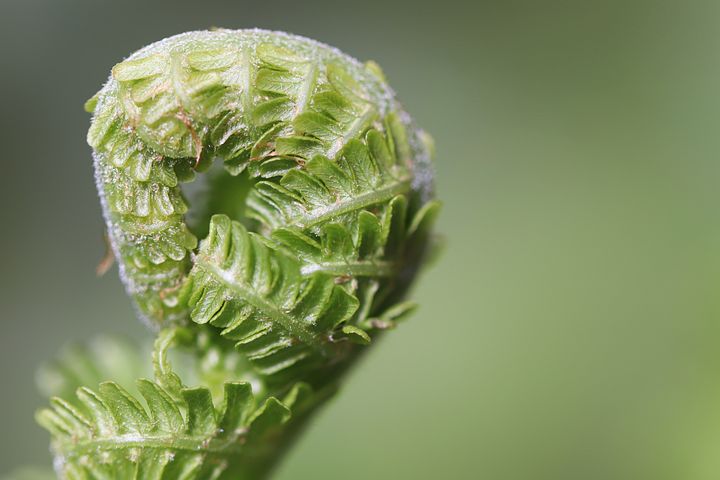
[1,0,719,478]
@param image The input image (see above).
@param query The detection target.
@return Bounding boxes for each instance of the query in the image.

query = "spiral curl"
[38,29,439,479]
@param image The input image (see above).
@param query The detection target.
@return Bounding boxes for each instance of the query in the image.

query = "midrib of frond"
[328,105,376,158]
[239,48,253,114]
[195,259,321,349]
[293,178,410,229]
[59,433,246,456]
[300,260,395,277]
[295,63,318,116]
[170,52,192,110]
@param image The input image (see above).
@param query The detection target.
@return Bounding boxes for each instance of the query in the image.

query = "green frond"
[108,32,390,179]
[271,216,391,278]
[181,214,359,387]
[89,30,417,325]
[266,194,436,283]
[37,378,313,479]
[35,28,441,480]
[247,131,410,233]
[37,329,324,480]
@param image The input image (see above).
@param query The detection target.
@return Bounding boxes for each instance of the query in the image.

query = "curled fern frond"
[38,29,440,479]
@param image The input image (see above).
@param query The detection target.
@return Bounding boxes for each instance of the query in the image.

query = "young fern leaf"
[247,133,410,232]
[36,29,440,479]
[182,214,358,388]
[36,329,324,479]
[37,365,312,479]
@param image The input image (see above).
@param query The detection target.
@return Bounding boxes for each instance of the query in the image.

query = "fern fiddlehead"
[37,29,439,479]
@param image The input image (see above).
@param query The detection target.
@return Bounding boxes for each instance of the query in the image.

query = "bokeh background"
[1,0,719,478]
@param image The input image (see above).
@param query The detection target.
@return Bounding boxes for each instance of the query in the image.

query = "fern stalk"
[35,29,439,480]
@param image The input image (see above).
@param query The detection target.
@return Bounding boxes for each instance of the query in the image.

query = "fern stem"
[300,260,396,277]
